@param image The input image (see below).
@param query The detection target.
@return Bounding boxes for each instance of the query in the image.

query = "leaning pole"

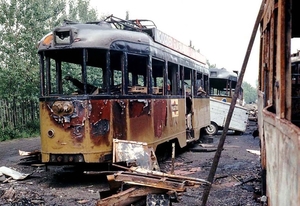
[201,1,265,205]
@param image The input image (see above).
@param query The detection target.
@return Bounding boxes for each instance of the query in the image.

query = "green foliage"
[0,0,99,140]
[206,60,216,69]
[126,11,129,20]
[22,119,40,136]
[0,119,40,141]
[0,125,18,141]
[242,81,257,103]
[0,0,99,102]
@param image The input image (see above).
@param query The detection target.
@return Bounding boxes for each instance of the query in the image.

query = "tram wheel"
[205,122,218,135]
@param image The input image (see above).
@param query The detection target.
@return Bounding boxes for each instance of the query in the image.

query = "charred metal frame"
[258,0,300,205]
[209,68,237,96]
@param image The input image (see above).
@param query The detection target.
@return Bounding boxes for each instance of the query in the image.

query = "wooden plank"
[276,0,287,119]
[113,172,186,192]
[97,186,166,206]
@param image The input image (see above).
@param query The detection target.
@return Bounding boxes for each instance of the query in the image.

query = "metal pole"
[171,143,175,174]
[201,1,265,205]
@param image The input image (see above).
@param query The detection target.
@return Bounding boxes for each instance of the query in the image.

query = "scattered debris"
[122,166,209,185]
[199,144,215,148]
[97,140,210,205]
[113,139,160,171]
[76,199,90,204]
[234,176,258,186]
[164,167,201,176]
[19,150,40,156]
[244,102,258,121]
[98,186,167,206]
[0,166,30,181]
[30,199,45,204]
[214,175,228,181]
[18,149,41,165]
[232,175,242,183]
[1,187,15,200]
[190,147,218,152]
[97,167,210,206]
[246,149,260,155]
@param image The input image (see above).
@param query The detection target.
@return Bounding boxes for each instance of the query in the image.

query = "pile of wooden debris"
[97,139,210,205]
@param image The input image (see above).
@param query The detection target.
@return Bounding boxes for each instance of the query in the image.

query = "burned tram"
[37,16,210,164]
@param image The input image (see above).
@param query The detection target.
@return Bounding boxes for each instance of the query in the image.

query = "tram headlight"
[38,32,53,47]
[47,129,54,138]
[52,101,74,116]
[42,34,53,46]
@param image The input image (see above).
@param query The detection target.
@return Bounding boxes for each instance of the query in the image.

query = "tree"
[126,11,129,20]
[0,0,98,101]
[242,81,257,103]
[206,60,216,69]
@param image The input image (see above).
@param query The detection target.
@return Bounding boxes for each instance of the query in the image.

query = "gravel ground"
[0,121,261,206]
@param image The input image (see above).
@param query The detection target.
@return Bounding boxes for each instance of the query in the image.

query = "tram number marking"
[171,99,179,117]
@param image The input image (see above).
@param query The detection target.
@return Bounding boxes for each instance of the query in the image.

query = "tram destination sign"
[152,28,206,64]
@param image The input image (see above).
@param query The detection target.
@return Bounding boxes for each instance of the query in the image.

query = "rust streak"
[113,100,127,140]
[129,100,149,118]
[153,100,167,137]
[89,100,111,146]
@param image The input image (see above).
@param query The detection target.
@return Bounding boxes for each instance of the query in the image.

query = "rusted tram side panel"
[258,0,300,205]
[40,97,196,164]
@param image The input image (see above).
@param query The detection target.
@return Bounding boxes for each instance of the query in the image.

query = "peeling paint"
[129,99,150,118]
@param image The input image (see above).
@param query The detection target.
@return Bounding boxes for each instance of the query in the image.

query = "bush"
[0,120,40,141]
[0,125,20,141]
[22,119,40,136]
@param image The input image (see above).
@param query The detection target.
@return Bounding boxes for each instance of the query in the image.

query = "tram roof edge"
[150,28,207,65]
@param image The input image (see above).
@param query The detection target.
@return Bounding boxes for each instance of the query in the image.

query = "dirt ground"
[0,121,261,206]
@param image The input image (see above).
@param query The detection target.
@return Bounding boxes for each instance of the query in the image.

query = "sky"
[89,0,300,87]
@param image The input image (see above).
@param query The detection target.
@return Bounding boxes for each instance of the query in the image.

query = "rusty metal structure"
[258,0,300,205]
[37,15,210,164]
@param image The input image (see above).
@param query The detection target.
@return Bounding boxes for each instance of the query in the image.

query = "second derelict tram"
[37,16,210,165]
[205,67,248,135]
[209,67,243,103]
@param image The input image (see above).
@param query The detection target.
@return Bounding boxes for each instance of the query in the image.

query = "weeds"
[0,120,40,141]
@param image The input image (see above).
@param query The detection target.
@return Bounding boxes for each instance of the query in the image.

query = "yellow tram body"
[40,98,209,163]
[37,16,210,164]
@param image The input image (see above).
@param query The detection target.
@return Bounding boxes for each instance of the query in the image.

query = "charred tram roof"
[38,18,208,75]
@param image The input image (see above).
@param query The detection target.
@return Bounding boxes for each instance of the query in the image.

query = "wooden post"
[201,1,265,205]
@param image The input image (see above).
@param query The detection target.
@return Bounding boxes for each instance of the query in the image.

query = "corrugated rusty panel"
[262,108,300,206]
